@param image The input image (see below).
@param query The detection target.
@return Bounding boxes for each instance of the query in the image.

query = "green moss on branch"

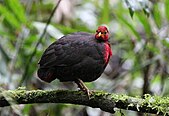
[0,88,169,115]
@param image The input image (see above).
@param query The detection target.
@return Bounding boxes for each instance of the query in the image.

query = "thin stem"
[18,0,62,87]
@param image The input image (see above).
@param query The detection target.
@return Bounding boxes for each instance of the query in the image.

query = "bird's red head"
[95,26,109,41]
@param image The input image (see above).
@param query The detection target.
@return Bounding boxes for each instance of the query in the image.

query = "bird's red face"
[95,26,109,41]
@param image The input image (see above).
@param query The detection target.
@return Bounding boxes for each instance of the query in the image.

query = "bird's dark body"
[37,32,110,83]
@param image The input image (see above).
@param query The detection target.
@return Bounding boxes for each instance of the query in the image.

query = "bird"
[37,26,112,96]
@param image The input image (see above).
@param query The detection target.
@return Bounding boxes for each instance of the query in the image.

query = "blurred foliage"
[0,0,169,116]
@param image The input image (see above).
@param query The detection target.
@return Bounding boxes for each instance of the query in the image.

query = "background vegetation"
[0,0,169,115]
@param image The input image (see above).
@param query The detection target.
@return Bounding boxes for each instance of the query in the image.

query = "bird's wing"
[38,33,99,68]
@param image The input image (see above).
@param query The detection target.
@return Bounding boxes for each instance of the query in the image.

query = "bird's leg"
[74,79,91,97]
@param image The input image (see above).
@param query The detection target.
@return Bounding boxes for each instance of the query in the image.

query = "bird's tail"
[37,68,56,83]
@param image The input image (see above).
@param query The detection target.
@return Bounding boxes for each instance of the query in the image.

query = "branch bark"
[0,88,169,115]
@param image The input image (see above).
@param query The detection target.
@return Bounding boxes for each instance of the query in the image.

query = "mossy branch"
[0,88,169,115]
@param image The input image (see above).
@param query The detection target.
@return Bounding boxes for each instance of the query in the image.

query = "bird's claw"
[75,79,94,99]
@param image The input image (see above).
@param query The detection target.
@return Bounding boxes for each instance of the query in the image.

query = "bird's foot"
[78,88,93,99]
[75,79,93,98]
[82,87,92,96]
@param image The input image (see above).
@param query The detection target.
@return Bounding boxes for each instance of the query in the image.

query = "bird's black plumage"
[38,32,108,83]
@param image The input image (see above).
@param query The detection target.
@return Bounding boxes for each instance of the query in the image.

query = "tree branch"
[0,88,169,115]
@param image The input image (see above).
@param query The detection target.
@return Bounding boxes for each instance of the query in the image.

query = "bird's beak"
[98,32,102,37]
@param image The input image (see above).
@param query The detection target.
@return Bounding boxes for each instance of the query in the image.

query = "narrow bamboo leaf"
[117,14,141,40]
[99,0,110,24]
[125,0,135,18]
[0,4,20,28]
[129,7,134,18]
[54,24,91,34]
[152,4,161,28]
[165,0,169,21]
[138,0,150,17]
[143,8,150,17]
[5,0,27,24]
[136,12,151,37]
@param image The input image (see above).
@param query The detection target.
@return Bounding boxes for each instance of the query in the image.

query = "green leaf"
[99,0,110,24]
[162,38,169,48]
[136,12,151,37]
[5,0,27,24]
[116,14,141,40]
[143,8,150,17]
[165,0,169,21]
[22,104,32,115]
[152,4,161,28]
[139,0,150,17]
[0,4,20,28]
[146,42,160,54]
[125,0,134,18]
[129,7,134,18]
[54,24,91,34]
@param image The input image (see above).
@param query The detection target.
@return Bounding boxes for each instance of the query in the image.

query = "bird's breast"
[104,42,112,64]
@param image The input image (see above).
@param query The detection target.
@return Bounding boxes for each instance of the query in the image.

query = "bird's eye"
[104,32,107,34]
[96,30,98,33]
